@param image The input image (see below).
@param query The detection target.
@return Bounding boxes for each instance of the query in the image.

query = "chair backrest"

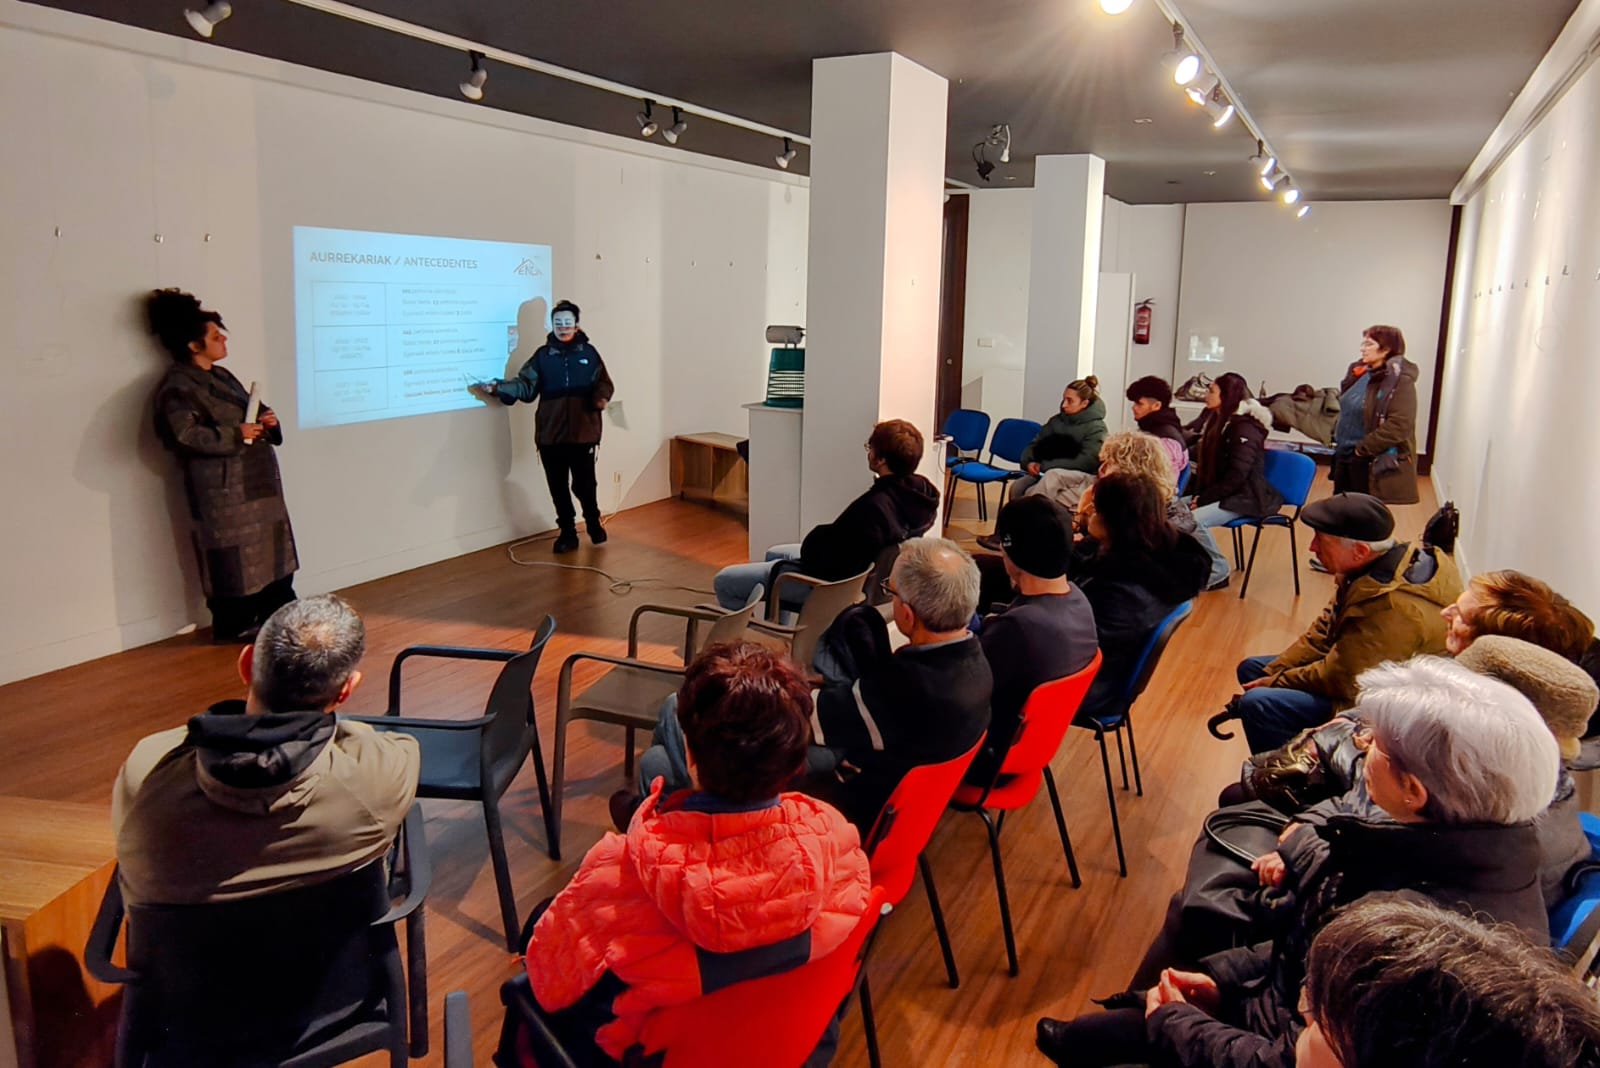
[864,735,985,905]
[788,567,871,668]
[978,653,1102,805]
[988,418,1043,466]
[1176,463,1192,496]
[482,614,559,790]
[699,584,767,651]
[632,888,892,1067]
[1262,449,1318,511]
[865,543,904,607]
[942,408,991,455]
[1120,600,1195,705]
[116,861,398,1065]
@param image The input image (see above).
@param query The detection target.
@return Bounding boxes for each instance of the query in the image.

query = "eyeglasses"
[879,579,898,600]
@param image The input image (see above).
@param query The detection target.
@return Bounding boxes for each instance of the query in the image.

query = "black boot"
[553,528,580,554]
[586,516,608,545]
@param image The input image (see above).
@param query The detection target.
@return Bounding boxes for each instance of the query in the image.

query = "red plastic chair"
[862,734,985,990]
[495,888,892,1068]
[947,652,1102,976]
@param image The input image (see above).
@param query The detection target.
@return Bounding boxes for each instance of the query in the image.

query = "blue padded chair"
[940,409,993,520]
[948,417,1041,523]
[1223,449,1318,600]
[1176,463,1192,496]
[1073,600,1195,876]
[1552,813,1600,978]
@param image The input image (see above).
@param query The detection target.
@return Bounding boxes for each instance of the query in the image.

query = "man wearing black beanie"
[965,495,1100,786]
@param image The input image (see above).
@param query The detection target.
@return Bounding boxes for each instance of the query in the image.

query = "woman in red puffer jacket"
[524,642,871,1064]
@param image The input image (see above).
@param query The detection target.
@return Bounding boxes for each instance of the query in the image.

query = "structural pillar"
[1023,154,1106,422]
[799,53,949,531]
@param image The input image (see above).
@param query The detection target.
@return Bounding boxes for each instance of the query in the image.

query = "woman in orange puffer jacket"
[524,642,871,1064]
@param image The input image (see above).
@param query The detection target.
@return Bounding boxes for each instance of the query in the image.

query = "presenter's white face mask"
[552,311,578,342]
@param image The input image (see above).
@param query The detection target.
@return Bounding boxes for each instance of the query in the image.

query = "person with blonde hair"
[1098,430,1229,592]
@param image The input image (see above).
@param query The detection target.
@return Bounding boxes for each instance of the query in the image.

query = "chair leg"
[1238,524,1265,600]
[483,797,523,951]
[920,853,961,988]
[406,908,430,1059]
[1125,712,1144,797]
[1095,731,1129,878]
[860,973,883,1068]
[1289,518,1301,596]
[977,809,1019,976]
[623,725,636,782]
[526,700,557,855]
[1231,526,1243,569]
[976,483,987,523]
[1115,727,1130,790]
[550,710,570,861]
[1043,766,1082,889]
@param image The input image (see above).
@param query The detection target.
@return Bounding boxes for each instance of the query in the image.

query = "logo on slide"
[514,258,543,277]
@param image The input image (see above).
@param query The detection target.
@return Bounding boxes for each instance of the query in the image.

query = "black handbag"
[1161,802,1295,964]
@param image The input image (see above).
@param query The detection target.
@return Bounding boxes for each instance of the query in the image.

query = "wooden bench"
[670,433,748,511]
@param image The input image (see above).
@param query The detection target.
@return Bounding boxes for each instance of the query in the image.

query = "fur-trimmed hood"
[1234,397,1274,432]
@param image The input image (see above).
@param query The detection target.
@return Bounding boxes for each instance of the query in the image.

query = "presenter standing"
[146,288,298,642]
[475,300,615,553]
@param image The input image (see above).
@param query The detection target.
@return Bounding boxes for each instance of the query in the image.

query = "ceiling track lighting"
[1266,173,1293,198]
[987,123,1012,164]
[972,140,996,182]
[183,1,232,38]
[636,99,658,138]
[775,137,797,169]
[1296,204,1311,219]
[1160,23,1201,86]
[1204,90,1235,128]
[1184,74,1219,107]
[662,106,688,144]
[1281,183,1301,205]
[1099,0,1135,13]
[458,50,487,101]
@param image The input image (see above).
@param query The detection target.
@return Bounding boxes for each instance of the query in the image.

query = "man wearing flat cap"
[1232,492,1461,751]
[964,496,1099,786]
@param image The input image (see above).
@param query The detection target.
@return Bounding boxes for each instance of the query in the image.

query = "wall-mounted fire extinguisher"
[1133,299,1154,346]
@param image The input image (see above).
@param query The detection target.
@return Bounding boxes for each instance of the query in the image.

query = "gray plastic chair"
[548,586,766,860]
[747,566,873,669]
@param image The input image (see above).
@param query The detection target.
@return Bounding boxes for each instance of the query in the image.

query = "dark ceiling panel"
[21,0,1580,202]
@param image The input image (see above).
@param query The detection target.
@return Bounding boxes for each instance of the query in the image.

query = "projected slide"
[293,226,552,428]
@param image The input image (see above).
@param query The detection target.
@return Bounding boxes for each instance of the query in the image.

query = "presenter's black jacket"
[493,329,615,447]
[799,473,940,582]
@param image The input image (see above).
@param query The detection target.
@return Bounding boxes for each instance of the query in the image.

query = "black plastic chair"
[1073,600,1195,876]
[351,614,557,949]
[85,805,431,1068]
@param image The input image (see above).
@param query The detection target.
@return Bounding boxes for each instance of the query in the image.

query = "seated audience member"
[1231,492,1460,752]
[1096,431,1228,592]
[1298,897,1600,1068]
[1442,567,1594,661]
[964,496,1098,786]
[1038,657,1558,1068]
[993,375,1108,502]
[1124,375,1189,480]
[1070,473,1209,720]
[526,642,870,1065]
[1185,372,1282,589]
[113,595,420,907]
[808,537,992,830]
[712,419,937,610]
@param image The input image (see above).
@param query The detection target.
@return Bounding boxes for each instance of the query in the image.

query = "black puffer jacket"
[798,474,939,582]
[1190,399,1283,518]
[493,330,615,446]
[1145,815,1547,1068]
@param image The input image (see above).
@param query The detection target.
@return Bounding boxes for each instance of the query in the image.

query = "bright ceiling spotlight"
[1281,183,1301,205]
[458,51,487,101]
[1266,173,1293,197]
[183,1,232,38]
[636,99,659,137]
[1185,73,1219,106]
[662,107,688,144]
[775,137,797,169]
[1160,24,1202,86]
[1296,204,1311,219]
[985,123,1012,163]
[1260,163,1282,191]
[1205,91,1235,128]
[1100,0,1135,13]
[1247,141,1275,175]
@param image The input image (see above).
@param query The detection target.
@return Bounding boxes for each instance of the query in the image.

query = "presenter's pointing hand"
[240,423,265,442]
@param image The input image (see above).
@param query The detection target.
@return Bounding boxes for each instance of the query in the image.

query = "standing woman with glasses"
[1331,325,1419,503]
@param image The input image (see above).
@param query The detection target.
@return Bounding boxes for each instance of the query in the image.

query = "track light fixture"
[1266,172,1293,198]
[1184,73,1219,107]
[636,99,659,138]
[183,1,232,38]
[986,123,1012,164]
[1296,204,1311,219]
[1247,141,1272,174]
[1204,90,1235,128]
[458,51,487,101]
[1281,183,1301,205]
[775,137,797,169]
[972,141,996,182]
[1160,24,1201,86]
[1100,0,1135,13]
[662,107,688,144]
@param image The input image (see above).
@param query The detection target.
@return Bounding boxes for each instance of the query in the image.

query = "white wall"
[959,190,1184,428]
[1435,32,1600,607]
[1175,201,1452,445]
[0,4,807,684]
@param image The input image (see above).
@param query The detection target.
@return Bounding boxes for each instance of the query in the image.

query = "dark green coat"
[1019,396,1108,474]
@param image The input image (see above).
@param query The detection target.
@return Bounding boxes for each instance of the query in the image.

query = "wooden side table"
[670,432,749,511]
[0,798,119,1068]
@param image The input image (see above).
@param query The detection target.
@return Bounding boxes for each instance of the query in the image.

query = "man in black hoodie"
[712,419,939,610]
[113,595,419,906]
[475,299,616,553]
[1126,376,1189,474]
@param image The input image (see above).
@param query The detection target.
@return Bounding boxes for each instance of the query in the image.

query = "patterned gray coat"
[153,363,298,599]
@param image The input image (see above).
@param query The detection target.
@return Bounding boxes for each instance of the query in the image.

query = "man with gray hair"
[1227,493,1460,752]
[113,595,419,906]
[806,536,992,830]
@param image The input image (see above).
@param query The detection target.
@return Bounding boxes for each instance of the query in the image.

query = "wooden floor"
[0,471,1438,1066]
